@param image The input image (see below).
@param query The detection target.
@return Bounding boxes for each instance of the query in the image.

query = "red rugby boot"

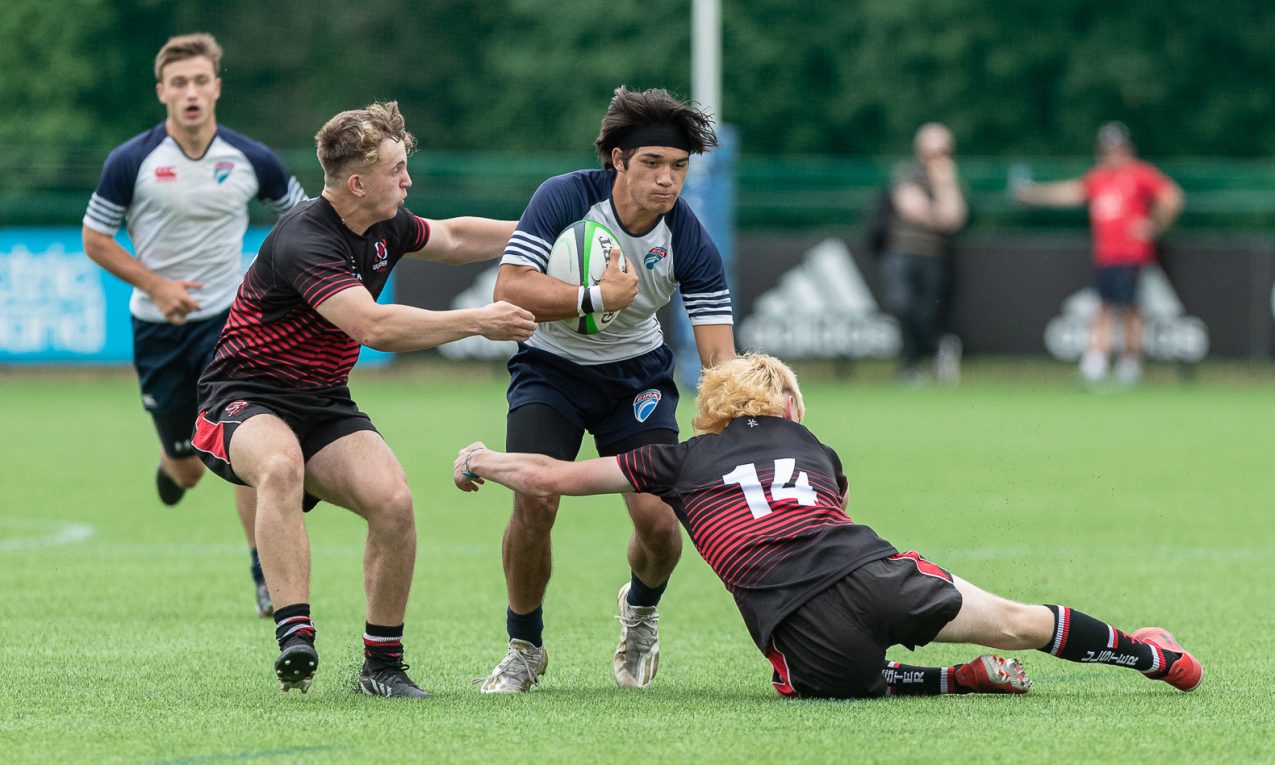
[1132,627,1203,692]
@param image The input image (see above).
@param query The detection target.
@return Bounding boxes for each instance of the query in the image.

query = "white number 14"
[721,459,817,519]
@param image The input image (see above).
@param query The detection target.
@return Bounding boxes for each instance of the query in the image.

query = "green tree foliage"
[2,0,1274,159]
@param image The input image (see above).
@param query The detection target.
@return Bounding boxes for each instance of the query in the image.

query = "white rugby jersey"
[83,124,306,322]
[501,169,732,364]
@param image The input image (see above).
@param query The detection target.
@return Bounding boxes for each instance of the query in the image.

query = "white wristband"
[589,285,605,313]
[577,286,587,317]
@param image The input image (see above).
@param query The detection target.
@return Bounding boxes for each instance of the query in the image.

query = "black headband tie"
[614,124,694,153]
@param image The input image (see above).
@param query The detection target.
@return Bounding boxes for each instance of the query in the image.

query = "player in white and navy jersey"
[456,354,1203,699]
[81,34,305,619]
[478,86,736,693]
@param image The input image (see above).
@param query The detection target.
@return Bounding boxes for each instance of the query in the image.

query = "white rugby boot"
[1080,349,1109,383]
[478,639,547,694]
[613,582,660,688]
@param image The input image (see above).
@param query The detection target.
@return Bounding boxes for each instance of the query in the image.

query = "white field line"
[0,520,96,552]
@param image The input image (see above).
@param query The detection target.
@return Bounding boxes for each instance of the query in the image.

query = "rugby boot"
[954,654,1032,694]
[255,582,274,619]
[614,582,660,688]
[1132,627,1204,692]
[358,658,430,699]
[478,639,548,694]
[274,636,318,693]
[156,465,186,506]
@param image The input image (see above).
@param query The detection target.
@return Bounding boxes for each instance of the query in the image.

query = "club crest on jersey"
[633,389,662,423]
[154,166,177,181]
[644,247,668,270]
[373,239,389,271]
[213,161,235,184]
[224,400,250,416]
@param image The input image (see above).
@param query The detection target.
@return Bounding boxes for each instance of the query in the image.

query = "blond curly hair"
[692,353,805,435]
[315,101,417,187]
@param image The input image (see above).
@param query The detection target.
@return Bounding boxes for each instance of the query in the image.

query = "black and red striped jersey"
[617,415,897,650]
[198,196,428,393]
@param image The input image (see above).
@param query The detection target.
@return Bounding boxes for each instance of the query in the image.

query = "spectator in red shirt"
[1015,122,1184,383]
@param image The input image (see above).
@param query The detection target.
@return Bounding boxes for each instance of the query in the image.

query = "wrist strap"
[588,285,605,314]
[577,286,588,317]
[462,447,484,479]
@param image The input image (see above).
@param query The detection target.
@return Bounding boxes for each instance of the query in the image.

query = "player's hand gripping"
[477,301,536,341]
[597,248,638,312]
[454,441,488,492]
[149,277,204,325]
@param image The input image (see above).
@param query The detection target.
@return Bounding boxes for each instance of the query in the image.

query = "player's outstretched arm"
[409,217,517,264]
[1014,178,1086,208]
[454,442,632,498]
[317,287,534,351]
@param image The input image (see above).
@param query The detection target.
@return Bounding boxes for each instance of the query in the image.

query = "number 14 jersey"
[617,416,897,651]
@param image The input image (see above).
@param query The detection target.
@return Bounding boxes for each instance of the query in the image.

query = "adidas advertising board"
[1045,264,1209,362]
[737,238,900,358]
[361,232,1274,362]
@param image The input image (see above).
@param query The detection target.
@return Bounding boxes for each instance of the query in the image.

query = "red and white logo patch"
[373,239,390,271]
[155,166,177,181]
[224,400,250,416]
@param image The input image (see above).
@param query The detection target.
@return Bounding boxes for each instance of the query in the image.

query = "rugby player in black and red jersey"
[453,354,1203,699]
[193,101,535,698]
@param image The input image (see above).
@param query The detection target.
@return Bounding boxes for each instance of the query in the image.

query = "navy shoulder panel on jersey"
[93,124,169,207]
[520,170,613,239]
[217,126,300,205]
[665,200,723,283]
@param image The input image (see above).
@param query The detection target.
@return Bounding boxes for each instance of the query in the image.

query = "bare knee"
[365,483,415,539]
[511,493,559,538]
[627,497,680,549]
[251,451,305,502]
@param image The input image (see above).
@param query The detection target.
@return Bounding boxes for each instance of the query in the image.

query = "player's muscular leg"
[233,485,258,547]
[934,575,1054,650]
[624,492,682,588]
[161,453,207,488]
[305,431,415,626]
[228,415,309,610]
[503,493,560,614]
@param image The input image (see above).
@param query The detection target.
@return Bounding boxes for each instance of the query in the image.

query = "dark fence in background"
[393,231,1275,361]
[6,148,1275,232]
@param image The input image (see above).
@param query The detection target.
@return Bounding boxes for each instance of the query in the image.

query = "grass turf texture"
[2,362,1273,764]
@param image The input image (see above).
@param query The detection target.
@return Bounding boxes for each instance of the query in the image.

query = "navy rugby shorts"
[505,343,679,457]
[1093,264,1141,307]
[132,308,229,457]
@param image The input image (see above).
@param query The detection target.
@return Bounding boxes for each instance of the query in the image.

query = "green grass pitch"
[2,363,1273,764]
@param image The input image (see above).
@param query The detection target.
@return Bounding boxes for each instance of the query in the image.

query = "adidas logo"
[738,238,899,358]
[437,266,518,360]
[1044,264,1209,362]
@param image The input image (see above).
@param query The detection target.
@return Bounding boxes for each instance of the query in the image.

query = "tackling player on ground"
[192,101,536,698]
[82,33,307,618]
[455,354,1203,699]
[479,86,736,693]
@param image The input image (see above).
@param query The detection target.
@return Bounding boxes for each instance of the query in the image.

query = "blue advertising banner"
[673,124,737,388]
[0,227,390,366]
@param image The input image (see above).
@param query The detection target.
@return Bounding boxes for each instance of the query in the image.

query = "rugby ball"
[545,220,626,335]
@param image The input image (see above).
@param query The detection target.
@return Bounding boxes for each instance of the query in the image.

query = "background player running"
[82,33,306,618]
[454,354,1203,699]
